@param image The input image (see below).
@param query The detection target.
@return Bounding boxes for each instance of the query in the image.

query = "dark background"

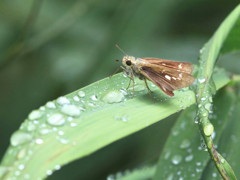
[0,0,239,179]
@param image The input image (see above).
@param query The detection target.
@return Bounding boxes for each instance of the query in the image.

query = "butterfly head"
[122,56,137,68]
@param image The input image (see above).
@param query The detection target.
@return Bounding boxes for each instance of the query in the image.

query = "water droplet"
[46,170,53,175]
[18,164,25,170]
[47,113,65,126]
[220,158,225,163]
[46,102,56,109]
[24,174,30,179]
[57,96,70,105]
[17,148,27,159]
[171,155,182,165]
[185,154,193,162]
[28,110,42,120]
[58,130,64,136]
[203,123,214,136]
[196,162,202,166]
[10,131,32,146]
[198,78,206,83]
[204,103,212,110]
[196,168,202,173]
[35,138,44,144]
[15,170,21,176]
[102,90,125,104]
[54,165,61,170]
[40,106,46,111]
[58,137,69,144]
[163,151,170,160]
[115,115,129,122]
[61,105,81,116]
[78,91,85,97]
[73,96,80,102]
[180,139,191,149]
[40,128,51,135]
[212,172,217,177]
[26,122,36,131]
[70,122,77,127]
[90,95,98,101]
[211,131,216,139]
[166,174,173,180]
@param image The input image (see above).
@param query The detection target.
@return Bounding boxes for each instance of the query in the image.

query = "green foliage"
[0,1,240,180]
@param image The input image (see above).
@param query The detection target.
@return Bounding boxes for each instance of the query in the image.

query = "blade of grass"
[196,4,240,179]
[0,67,229,179]
[153,87,236,179]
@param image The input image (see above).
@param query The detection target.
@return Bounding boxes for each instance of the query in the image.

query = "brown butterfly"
[121,55,195,96]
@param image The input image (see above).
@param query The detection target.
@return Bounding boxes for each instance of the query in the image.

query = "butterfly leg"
[143,78,154,99]
[109,67,121,78]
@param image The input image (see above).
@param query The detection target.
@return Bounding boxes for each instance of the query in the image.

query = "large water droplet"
[28,110,42,120]
[90,95,98,101]
[46,170,53,176]
[180,139,191,149]
[198,78,206,83]
[26,122,36,131]
[171,155,182,165]
[46,101,56,109]
[102,90,125,104]
[61,105,81,116]
[78,91,85,97]
[54,165,61,170]
[73,96,80,102]
[18,164,25,170]
[47,113,65,126]
[10,131,32,146]
[203,123,214,136]
[57,97,70,105]
[185,154,193,162]
[35,138,44,144]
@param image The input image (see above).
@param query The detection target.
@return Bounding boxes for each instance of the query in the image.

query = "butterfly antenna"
[115,44,127,55]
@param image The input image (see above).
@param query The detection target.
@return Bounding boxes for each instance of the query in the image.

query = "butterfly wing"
[142,57,194,74]
[139,58,194,96]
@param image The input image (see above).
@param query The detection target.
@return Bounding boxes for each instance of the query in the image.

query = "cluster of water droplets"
[4,74,151,179]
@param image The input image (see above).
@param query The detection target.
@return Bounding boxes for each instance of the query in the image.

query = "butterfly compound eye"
[126,60,132,66]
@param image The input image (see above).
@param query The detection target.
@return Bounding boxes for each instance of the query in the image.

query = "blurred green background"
[0,0,239,179]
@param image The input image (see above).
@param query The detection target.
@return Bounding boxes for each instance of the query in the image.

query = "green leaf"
[113,166,156,180]
[202,87,240,179]
[153,87,236,180]
[195,4,240,179]
[221,18,240,55]
[0,67,229,179]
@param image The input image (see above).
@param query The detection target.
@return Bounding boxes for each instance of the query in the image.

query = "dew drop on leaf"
[61,104,81,116]
[35,138,44,144]
[203,123,214,136]
[57,97,70,105]
[73,96,80,102]
[171,155,182,165]
[78,91,85,97]
[10,131,32,146]
[185,154,194,162]
[90,95,98,101]
[179,139,191,149]
[46,101,56,109]
[198,78,206,83]
[28,110,42,120]
[47,113,65,126]
[102,90,125,104]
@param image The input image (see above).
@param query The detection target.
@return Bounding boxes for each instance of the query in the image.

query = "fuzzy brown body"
[121,55,195,96]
